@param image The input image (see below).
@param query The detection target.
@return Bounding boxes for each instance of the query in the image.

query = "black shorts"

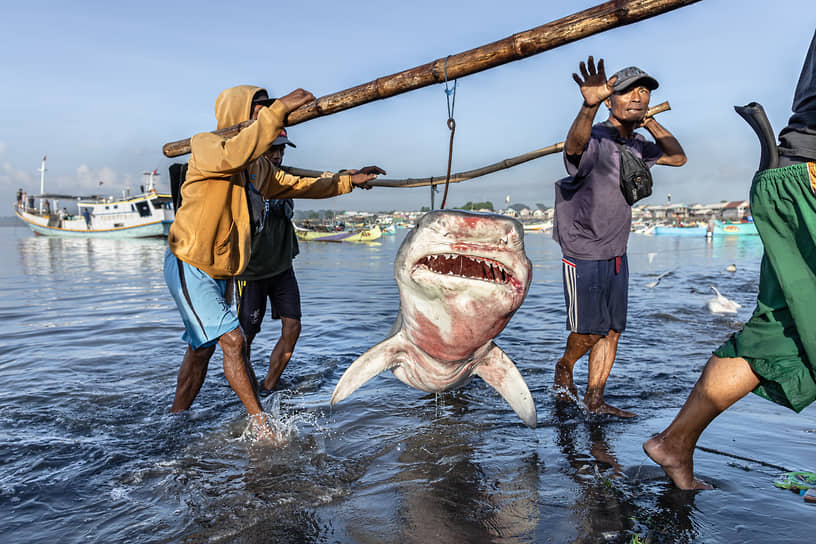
[237,267,301,337]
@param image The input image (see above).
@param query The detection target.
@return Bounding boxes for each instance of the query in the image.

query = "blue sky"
[1,0,814,212]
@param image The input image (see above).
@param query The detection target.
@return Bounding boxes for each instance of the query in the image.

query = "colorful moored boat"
[294,224,382,242]
[714,220,758,235]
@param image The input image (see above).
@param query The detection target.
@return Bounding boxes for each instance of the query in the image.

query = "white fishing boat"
[14,157,174,238]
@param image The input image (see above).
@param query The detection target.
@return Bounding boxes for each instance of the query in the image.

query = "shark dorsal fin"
[473,342,537,428]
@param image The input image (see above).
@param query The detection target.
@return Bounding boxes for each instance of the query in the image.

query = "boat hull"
[714,222,758,235]
[20,215,167,238]
[295,224,382,242]
[652,226,707,236]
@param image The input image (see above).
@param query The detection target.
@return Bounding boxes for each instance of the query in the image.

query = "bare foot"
[554,360,578,402]
[643,435,713,490]
[249,413,283,446]
[585,402,636,418]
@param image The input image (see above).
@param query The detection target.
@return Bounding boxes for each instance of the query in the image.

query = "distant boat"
[522,221,552,232]
[714,220,758,235]
[294,223,382,242]
[381,224,396,235]
[14,159,173,238]
[653,225,707,236]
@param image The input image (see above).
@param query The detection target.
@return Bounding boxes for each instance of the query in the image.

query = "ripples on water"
[0,225,813,543]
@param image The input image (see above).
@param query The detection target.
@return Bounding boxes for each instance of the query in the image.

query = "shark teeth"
[415,253,512,284]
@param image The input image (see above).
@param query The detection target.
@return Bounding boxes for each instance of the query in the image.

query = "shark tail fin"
[330,333,403,406]
[473,342,537,429]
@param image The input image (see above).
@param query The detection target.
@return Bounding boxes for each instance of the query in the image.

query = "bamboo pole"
[162,0,700,157]
[283,102,670,188]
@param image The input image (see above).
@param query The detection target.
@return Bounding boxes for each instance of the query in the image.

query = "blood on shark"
[331,209,537,428]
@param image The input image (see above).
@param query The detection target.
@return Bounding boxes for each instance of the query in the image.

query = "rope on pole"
[440,56,457,210]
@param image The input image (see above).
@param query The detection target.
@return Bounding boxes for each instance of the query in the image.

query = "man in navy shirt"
[552,56,687,417]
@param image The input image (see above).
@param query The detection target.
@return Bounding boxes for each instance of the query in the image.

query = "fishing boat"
[522,221,552,232]
[652,225,707,236]
[714,220,758,235]
[14,157,174,238]
[294,223,382,242]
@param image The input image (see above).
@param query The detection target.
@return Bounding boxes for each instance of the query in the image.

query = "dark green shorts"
[713,163,816,413]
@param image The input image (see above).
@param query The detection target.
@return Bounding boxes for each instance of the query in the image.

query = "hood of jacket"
[214,85,267,129]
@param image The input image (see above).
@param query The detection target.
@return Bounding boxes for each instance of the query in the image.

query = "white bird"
[725,264,737,273]
[706,286,742,314]
[646,269,673,288]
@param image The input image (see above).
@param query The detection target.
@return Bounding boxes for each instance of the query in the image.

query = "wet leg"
[555,332,601,402]
[262,317,301,390]
[643,355,760,489]
[218,327,265,414]
[584,330,635,417]
[244,331,256,367]
[171,344,215,412]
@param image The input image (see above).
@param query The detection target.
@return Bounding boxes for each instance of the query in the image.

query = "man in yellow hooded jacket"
[164,84,384,440]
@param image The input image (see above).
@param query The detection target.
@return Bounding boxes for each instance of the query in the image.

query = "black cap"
[252,90,276,106]
[611,66,659,92]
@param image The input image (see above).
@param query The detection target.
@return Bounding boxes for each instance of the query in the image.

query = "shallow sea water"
[0,222,813,543]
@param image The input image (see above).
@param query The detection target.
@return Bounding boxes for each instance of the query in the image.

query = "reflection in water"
[553,401,699,543]
[167,392,541,544]
[17,236,166,278]
[383,413,540,544]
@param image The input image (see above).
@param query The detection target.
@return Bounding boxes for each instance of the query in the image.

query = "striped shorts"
[561,254,628,335]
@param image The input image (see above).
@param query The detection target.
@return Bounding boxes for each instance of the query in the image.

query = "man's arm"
[565,56,618,158]
[642,117,687,166]
[253,162,385,200]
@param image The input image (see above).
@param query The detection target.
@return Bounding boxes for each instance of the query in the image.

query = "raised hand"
[278,89,315,113]
[572,56,617,107]
[348,165,386,190]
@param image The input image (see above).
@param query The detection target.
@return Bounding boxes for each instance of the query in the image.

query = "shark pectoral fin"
[474,343,537,429]
[330,332,405,406]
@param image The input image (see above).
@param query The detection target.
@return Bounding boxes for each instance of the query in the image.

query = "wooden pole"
[162,0,700,157]
[283,102,670,188]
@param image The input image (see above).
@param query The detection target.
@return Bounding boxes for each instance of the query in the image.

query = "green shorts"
[713,163,816,413]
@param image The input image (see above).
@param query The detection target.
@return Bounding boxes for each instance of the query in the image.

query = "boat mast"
[143,169,158,192]
[38,154,47,213]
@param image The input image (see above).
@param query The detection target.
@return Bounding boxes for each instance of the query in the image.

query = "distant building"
[721,200,750,221]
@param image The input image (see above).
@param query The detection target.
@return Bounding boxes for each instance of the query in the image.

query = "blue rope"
[444,56,457,119]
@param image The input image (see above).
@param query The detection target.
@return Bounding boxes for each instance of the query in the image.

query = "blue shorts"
[561,255,628,335]
[164,249,240,349]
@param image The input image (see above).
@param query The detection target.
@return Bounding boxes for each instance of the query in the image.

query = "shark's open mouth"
[414,253,514,284]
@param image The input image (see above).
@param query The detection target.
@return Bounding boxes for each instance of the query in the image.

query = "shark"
[331,209,537,428]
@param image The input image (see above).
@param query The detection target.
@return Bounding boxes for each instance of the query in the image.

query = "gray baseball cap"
[272,128,296,148]
[611,66,659,92]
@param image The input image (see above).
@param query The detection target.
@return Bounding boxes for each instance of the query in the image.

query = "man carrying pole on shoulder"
[552,56,686,417]
[236,128,309,394]
[164,84,384,441]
